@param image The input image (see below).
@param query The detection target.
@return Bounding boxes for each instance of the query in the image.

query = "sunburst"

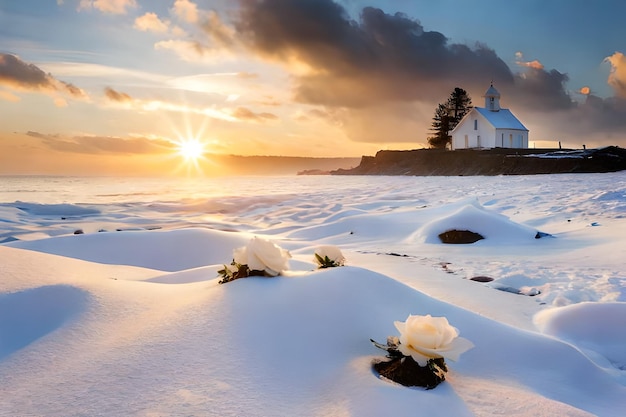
[177,138,205,162]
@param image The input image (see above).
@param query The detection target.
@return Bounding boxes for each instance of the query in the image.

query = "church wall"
[494,129,528,148]
[451,110,495,149]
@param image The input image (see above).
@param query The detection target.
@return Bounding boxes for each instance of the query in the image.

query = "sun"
[177,138,205,162]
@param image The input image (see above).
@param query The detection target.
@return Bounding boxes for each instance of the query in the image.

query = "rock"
[438,229,484,244]
[73,229,84,235]
[373,356,447,389]
[470,276,494,282]
[535,231,554,239]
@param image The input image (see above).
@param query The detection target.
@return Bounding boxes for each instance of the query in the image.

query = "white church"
[450,84,529,150]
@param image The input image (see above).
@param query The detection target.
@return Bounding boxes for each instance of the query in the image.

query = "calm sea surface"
[0,175,385,204]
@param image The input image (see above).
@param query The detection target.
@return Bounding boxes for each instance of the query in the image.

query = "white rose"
[234,237,291,276]
[394,314,474,366]
[314,245,345,266]
[233,246,248,265]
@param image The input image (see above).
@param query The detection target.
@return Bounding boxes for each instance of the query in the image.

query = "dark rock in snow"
[534,231,554,239]
[438,230,484,244]
[470,276,495,282]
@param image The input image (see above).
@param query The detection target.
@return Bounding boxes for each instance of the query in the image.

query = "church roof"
[484,84,500,98]
[475,107,528,131]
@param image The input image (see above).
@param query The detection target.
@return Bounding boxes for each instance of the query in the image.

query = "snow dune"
[1,173,625,416]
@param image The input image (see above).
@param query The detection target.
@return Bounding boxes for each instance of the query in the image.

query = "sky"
[1,0,626,175]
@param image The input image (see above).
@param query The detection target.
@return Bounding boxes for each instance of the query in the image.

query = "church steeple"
[484,83,501,111]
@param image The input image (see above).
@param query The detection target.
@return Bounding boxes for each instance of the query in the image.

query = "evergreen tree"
[428,88,472,149]
[428,103,452,149]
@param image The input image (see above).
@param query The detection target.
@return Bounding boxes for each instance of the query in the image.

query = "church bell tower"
[484,83,501,111]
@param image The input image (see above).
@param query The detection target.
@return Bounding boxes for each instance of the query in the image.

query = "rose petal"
[246,237,291,274]
[393,314,473,365]
[314,245,345,265]
[233,246,247,265]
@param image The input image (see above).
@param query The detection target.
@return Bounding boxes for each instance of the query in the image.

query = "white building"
[450,84,529,150]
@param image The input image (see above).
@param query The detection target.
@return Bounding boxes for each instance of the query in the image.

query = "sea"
[1,173,625,243]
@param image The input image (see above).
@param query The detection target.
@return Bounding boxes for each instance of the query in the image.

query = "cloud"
[171,0,199,23]
[134,12,170,33]
[605,52,626,98]
[234,1,514,107]
[515,52,544,70]
[0,90,20,102]
[54,97,69,107]
[200,10,236,48]
[511,67,575,110]
[0,53,87,99]
[78,0,137,14]
[231,106,278,122]
[26,131,175,155]
[103,93,238,122]
[516,59,544,70]
[0,53,62,91]
[104,87,133,102]
[154,39,223,61]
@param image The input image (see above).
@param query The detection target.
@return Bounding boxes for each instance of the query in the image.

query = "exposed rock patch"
[438,229,484,244]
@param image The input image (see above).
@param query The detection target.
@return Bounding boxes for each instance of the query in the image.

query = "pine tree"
[428,104,452,149]
[446,87,473,129]
[427,88,472,149]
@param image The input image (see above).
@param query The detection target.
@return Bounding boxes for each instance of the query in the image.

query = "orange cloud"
[134,12,169,33]
[78,0,137,14]
[26,131,175,155]
[0,90,20,102]
[200,10,236,47]
[104,87,133,102]
[172,0,199,23]
[605,51,626,98]
[231,106,278,122]
[516,59,545,70]
[154,39,233,62]
[578,86,591,95]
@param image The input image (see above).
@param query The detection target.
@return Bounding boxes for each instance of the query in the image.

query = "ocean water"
[1,173,625,242]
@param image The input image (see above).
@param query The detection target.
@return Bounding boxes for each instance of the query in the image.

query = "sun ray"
[177,138,205,162]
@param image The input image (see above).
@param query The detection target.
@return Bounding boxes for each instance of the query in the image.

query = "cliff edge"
[331,146,626,176]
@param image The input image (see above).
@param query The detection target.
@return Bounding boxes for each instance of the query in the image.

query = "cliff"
[331,146,626,176]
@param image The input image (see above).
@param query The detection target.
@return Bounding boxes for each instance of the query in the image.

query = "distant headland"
[329,146,626,176]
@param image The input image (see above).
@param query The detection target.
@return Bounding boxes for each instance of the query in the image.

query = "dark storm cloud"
[0,53,86,98]
[235,1,515,106]
[27,131,174,155]
[572,95,626,132]
[510,68,575,110]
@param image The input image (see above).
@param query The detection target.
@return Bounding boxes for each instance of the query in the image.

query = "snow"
[1,173,625,416]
